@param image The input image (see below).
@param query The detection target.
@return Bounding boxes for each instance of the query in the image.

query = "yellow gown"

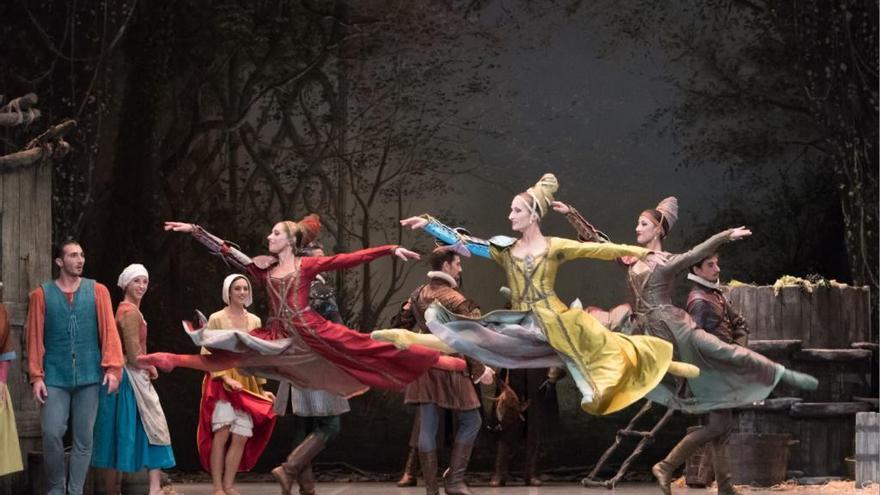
[408,220,675,415]
[494,237,672,414]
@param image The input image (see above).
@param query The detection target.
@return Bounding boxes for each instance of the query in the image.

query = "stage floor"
[167,481,874,495]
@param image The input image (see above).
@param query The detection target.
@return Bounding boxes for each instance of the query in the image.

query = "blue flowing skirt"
[91,368,175,471]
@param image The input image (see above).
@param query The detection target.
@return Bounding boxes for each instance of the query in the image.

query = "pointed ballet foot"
[667,361,700,378]
[137,353,177,373]
[782,369,819,391]
[370,329,412,350]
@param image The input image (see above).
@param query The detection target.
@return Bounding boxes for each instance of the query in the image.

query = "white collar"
[687,272,722,291]
[427,271,457,288]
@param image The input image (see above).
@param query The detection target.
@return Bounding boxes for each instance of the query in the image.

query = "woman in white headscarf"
[92,264,175,495]
[198,274,276,495]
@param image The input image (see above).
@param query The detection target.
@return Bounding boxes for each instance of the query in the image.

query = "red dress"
[188,245,441,397]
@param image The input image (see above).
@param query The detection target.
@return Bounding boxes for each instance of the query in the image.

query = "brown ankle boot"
[443,442,475,495]
[489,440,509,487]
[397,447,419,487]
[653,437,701,495]
[272,434,326,495]
[419,451,439,495]
[297,463,316,495]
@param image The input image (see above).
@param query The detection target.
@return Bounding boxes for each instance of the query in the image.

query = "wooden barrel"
[726,285,871,348]
[728,433,793,486]
[855,412,879,487]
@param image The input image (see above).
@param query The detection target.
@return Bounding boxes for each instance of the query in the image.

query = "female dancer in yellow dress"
[374,173,698,416]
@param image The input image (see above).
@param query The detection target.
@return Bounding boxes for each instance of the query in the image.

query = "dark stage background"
[0,0,876,474]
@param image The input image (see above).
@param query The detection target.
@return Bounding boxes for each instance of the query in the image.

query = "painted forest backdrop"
[1,0,876,472]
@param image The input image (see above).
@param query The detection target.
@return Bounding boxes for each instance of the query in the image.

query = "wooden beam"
[0,141,70,171]
[790,402,873,417]
[795,348,873,362]
[0,109,41,127]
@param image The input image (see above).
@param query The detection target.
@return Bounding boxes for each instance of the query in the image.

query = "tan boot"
[297,463,316,495]
[488,440,509,487]
[397,447,419,487]
[653,437,702,495]
[443,442,475,495]
[419,451,439,495]
[272,434,326,495]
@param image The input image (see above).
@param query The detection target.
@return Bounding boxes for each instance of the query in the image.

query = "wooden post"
[855,412,879,487]
[0,117,59,495]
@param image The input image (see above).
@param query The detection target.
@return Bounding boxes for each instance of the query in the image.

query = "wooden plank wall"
[726,285,871,349]
[0,160,52,494]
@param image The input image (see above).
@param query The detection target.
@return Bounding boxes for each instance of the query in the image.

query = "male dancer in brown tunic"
[677,253,748,495]
[393,247,493,495]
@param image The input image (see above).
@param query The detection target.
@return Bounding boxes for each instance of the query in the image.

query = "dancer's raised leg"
[138,350,241,373]
[372,329,457,353]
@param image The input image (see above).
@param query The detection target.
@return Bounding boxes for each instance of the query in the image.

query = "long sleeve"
[0,304,12,384]
[564,205,611,243]
[25,288,46,383]
[664,230,733,274]
[421,215,491,259]
[553,237,649,262]
[304,245,397,274]
[117,310,143,366]
[95,284,123,381]
[0,303,14,362]
[189,224,264,280]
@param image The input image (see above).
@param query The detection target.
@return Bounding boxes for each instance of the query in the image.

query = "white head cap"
[117,263,148,291]
[222,274,253,307]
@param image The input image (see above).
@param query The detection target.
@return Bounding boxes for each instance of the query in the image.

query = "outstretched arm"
[165,221,260,277]
[400,215,491,259]
[551,201,611,243]
[305,245,419,273]
[665,227,750,274]
[554,237,649,262]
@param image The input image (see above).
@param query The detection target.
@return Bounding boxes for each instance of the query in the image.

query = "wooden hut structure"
[726,284,877,478]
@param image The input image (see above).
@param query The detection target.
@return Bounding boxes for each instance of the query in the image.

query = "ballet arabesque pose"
[373,173,699,416]
[556,197,818,494]
[139,215,465,495]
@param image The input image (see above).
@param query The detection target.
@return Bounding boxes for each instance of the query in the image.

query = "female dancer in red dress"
[139,215,464,495]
